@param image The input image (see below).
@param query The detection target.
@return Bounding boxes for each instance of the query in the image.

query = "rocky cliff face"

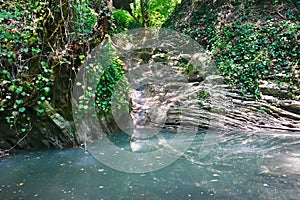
[100,23,300,141]
[120,50,300,134]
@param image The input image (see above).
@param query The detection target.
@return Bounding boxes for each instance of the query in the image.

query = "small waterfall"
[129,85,165,152]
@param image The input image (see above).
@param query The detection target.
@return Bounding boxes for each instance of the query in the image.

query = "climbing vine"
[0,0,100,136]
[166,0,299,99]
[0,1,50,133]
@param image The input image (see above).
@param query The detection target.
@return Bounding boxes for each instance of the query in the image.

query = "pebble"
[16,182,24,187]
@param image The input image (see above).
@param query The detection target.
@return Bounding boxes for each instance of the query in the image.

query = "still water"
[0,131,299,200]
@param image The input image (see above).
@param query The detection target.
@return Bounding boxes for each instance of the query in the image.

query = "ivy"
[166,0,299,99]
[0,1,48,132]
[95,58,129,115]
[212,20,299,98]
[0,0,99,135]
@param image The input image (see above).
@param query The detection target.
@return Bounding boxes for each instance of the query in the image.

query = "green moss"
[198,90,209,104]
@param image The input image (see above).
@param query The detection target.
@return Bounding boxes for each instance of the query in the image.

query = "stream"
[0,131,299,200]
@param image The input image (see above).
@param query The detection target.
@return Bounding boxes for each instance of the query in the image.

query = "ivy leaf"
[79,55,85,60]
[16,99,23,104]
[9,85,17,92]
[41,61,47,67]
[12,111,19,116]
[8,58,14,65]
[43,87,51,94]
[19,107,26,113]
[16,86,23,94]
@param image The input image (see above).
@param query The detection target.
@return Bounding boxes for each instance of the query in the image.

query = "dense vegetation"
[165,0,299,98]
[0,0,99,135]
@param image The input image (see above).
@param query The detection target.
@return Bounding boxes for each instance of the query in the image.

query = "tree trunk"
[140,0,149,27]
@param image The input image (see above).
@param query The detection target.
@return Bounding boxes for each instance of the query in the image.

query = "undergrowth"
[166,0,299,99]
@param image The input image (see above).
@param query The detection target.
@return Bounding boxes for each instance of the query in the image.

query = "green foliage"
[72,1,97,38]
[198,90,210,107]
[199,91,210,100]
[75,43,129,119]
[112,9,141,33]
[0,1,50,132]
[146,0,182,27]
[125,0,181,28]
[213,21,299,98]
[95,58,128,114]
[165,1,216,45]
[166,0,299,99]
[0,0,99,134]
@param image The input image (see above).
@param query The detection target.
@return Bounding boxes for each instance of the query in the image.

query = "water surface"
[0,131,299,199]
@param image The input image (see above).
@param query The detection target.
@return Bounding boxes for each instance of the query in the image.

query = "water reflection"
[0,131,299,199]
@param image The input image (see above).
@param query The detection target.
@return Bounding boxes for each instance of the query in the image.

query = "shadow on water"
[0,131,299,200]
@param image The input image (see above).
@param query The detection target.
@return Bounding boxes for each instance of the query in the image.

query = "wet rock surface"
[0,102,78,152]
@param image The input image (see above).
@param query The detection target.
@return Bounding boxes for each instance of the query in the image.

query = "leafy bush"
[112,9,141,33]
[146,0,182,27]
